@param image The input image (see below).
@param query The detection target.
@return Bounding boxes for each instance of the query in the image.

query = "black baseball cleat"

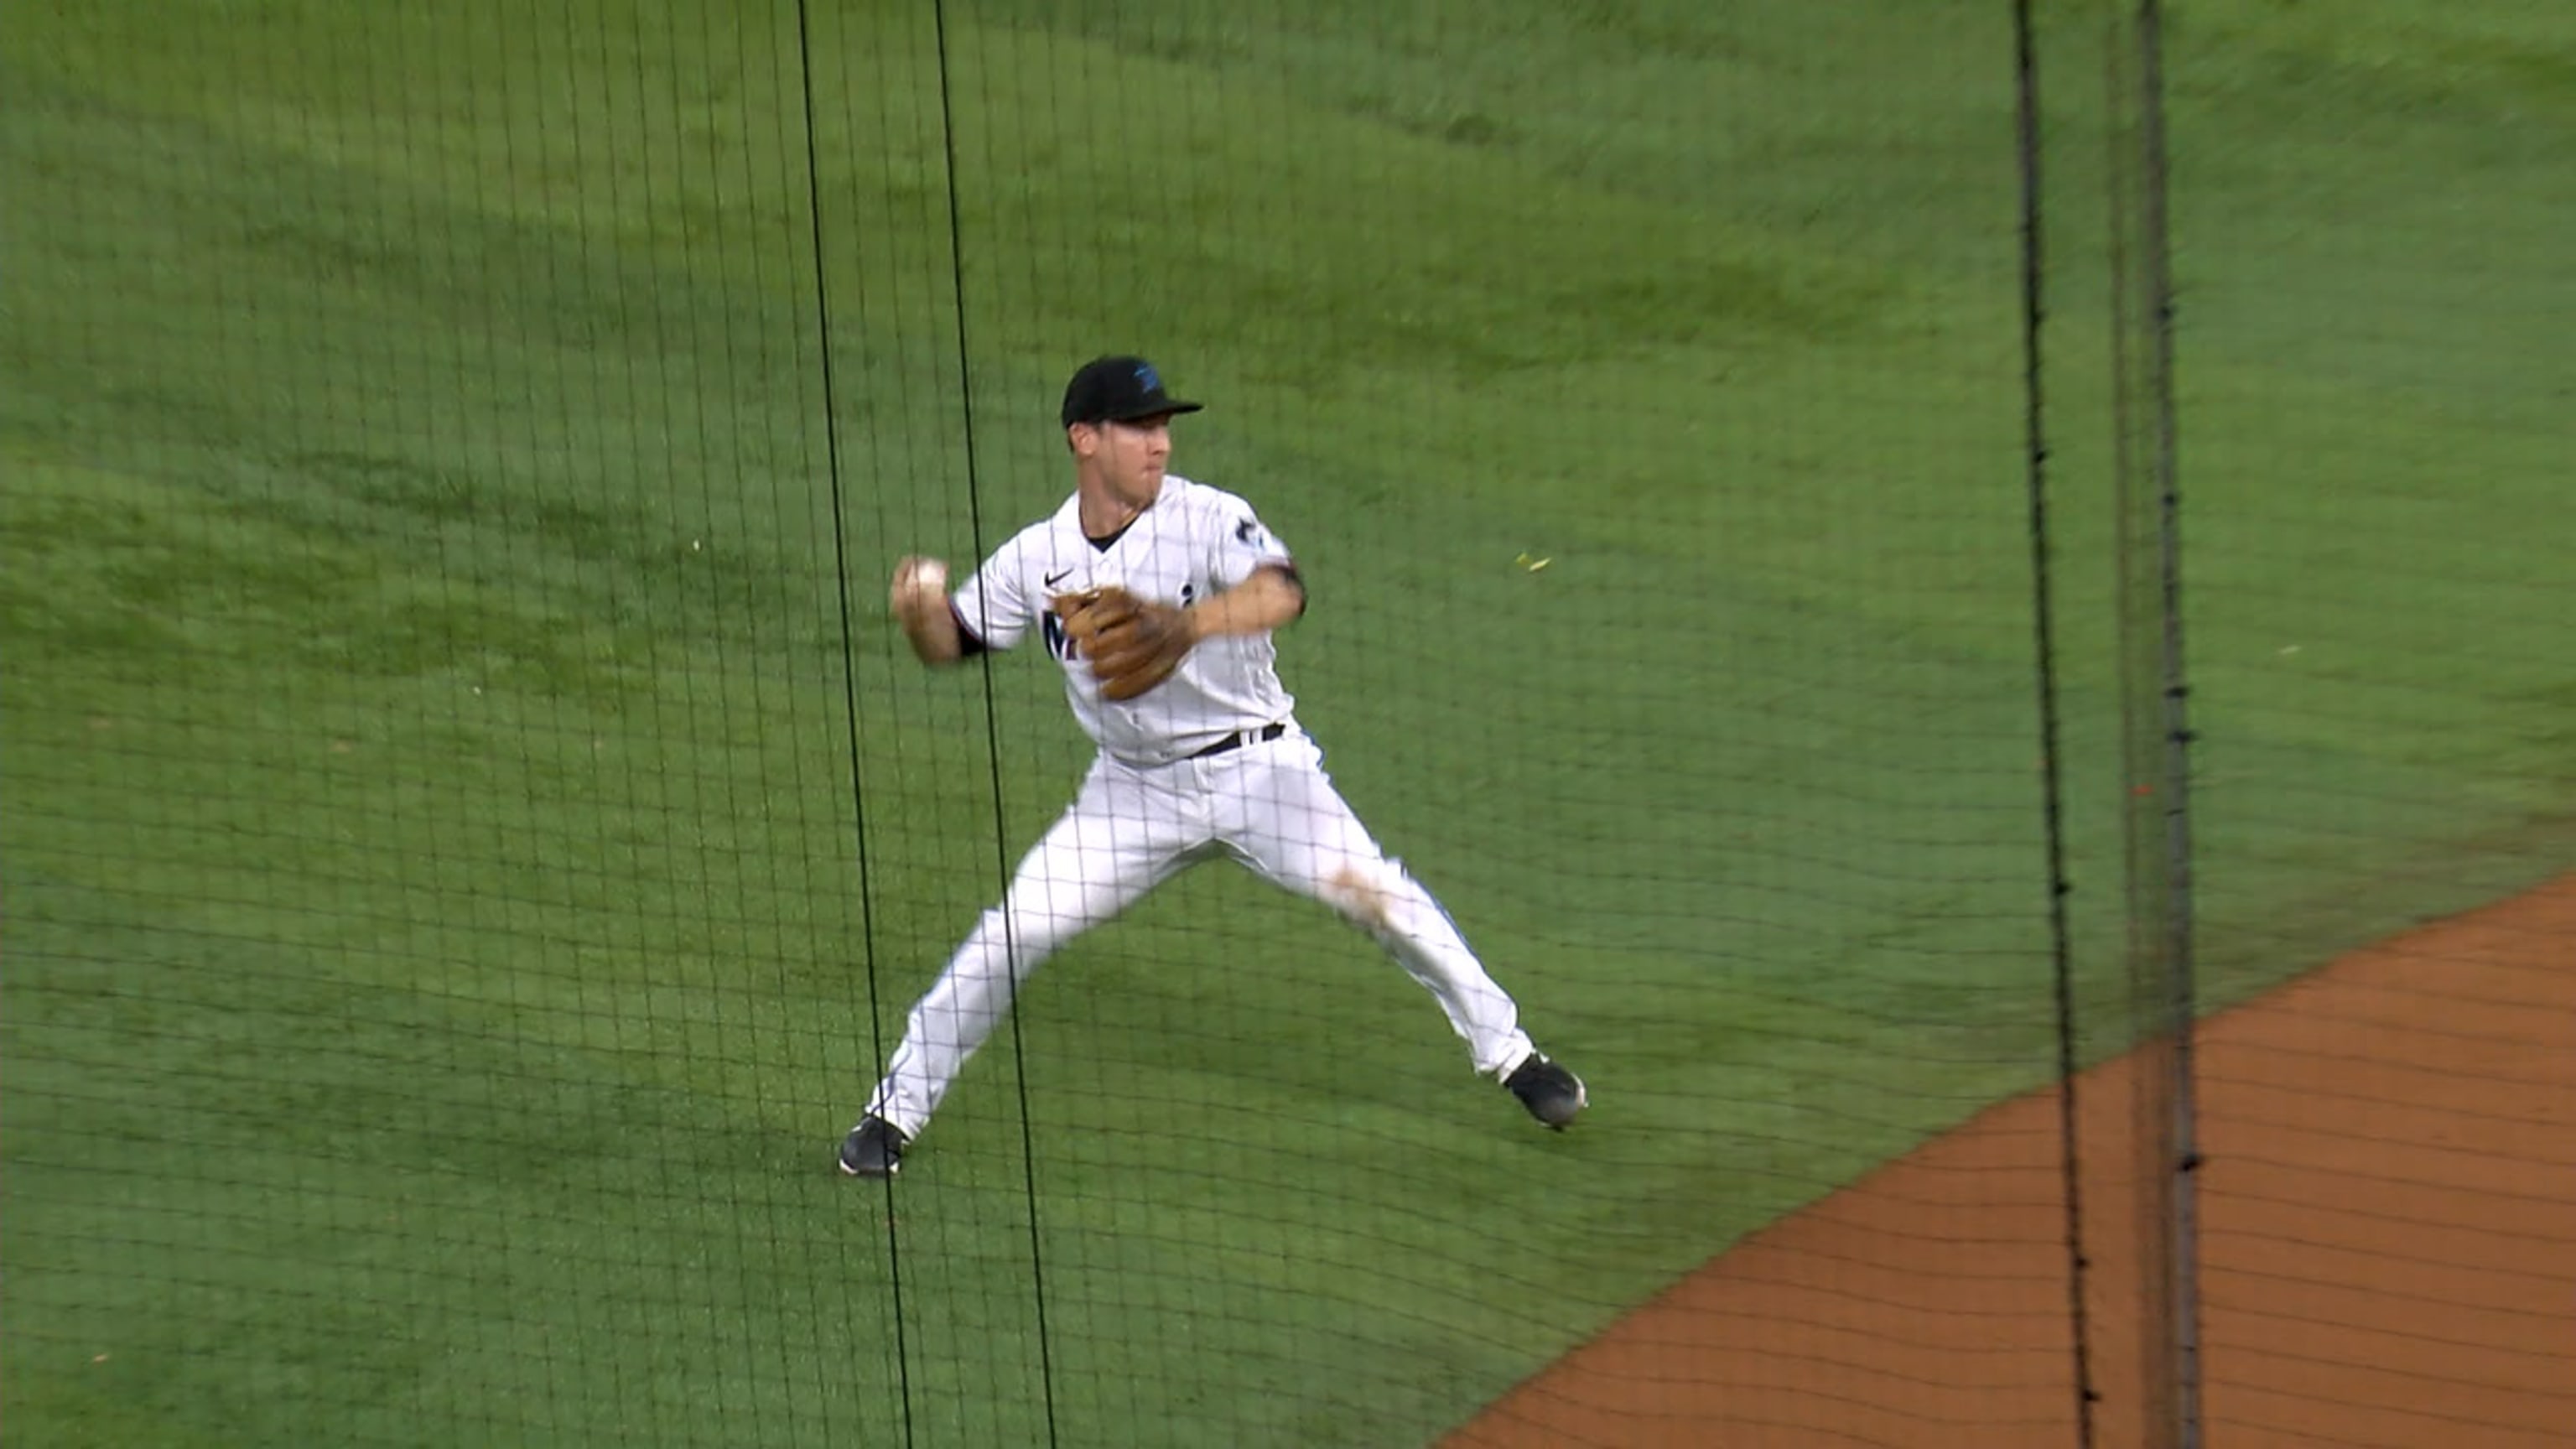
[1504,1053,1587,1130]
[839,1117,908,1178]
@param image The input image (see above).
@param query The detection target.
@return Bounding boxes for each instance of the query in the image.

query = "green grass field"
[4,2,2568,1445]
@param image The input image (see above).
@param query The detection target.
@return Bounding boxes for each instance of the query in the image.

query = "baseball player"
[839,356,1584,1179]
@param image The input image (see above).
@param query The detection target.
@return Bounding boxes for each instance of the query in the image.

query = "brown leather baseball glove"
[1054,586,1196,701]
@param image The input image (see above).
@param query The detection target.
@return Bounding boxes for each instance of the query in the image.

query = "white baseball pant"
[864,728,1535,1138]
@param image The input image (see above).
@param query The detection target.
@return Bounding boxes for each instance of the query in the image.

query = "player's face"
[1086,415,1174,507]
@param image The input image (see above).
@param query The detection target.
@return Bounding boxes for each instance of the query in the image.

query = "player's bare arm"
[890,555,963,665]
[1186,564,1306,641]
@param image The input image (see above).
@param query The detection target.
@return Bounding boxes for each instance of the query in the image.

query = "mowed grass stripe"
[3,2,2570,1445]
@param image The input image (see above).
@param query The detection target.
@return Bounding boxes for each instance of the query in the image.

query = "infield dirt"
[1447,875,2576,1448]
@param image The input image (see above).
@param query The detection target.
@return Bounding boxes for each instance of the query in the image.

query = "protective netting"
[5,3,2566,1446]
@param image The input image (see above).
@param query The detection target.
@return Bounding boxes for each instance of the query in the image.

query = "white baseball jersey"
[949,475,1299,766]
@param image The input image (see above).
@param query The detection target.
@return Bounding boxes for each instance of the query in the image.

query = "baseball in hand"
[891,556,949,616]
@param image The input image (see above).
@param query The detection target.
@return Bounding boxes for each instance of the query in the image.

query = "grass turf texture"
[4,1,2568,1445]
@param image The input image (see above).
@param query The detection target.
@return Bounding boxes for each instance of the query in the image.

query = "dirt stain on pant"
[1326,863,1397,934]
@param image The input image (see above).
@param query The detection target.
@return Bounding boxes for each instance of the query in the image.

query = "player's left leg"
[1208,732,1542,1083]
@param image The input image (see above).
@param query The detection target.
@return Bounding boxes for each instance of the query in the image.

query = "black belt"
[1190,722,1287,759]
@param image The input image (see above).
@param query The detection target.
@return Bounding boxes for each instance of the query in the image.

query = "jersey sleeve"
[1208,500,1296,590]
[952,535,1037,651]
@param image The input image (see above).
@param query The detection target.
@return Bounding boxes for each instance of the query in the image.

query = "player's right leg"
[1217,740,1542,1070]
[1210,735,1585,1129]
[847,757,1198,1172]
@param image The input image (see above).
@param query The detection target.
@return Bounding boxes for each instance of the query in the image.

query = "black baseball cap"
[1060,356,1203,428]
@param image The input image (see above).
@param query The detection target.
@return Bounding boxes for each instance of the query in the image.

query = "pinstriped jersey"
[950,475,1298,766]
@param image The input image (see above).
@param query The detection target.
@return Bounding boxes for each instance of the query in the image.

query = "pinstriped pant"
[864,727,1534,1139]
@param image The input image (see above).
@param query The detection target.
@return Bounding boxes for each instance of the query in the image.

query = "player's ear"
[1065,421,1094,457]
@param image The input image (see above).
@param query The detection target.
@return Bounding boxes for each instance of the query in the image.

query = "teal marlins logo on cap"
[1062,356,1204,428]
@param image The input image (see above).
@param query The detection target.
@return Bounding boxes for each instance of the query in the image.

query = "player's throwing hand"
[887,556,964,666]
[891,555,948,615]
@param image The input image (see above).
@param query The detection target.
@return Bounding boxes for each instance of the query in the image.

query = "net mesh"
[6,3,2566,1446]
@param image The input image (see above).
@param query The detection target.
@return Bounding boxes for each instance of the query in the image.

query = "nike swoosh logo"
[1044,569,1075,589]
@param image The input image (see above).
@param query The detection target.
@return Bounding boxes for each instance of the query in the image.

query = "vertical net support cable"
[787,1,917,1444]
[2106,0,2203,1445]
[927,0,1066,1433]
[926,3,1062,1443]
[2011,2,2100,1443]
[2139,0,2205,1439]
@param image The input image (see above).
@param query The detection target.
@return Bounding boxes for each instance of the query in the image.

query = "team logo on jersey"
[1041,606,1083,664]
[1234,517,1264,546]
